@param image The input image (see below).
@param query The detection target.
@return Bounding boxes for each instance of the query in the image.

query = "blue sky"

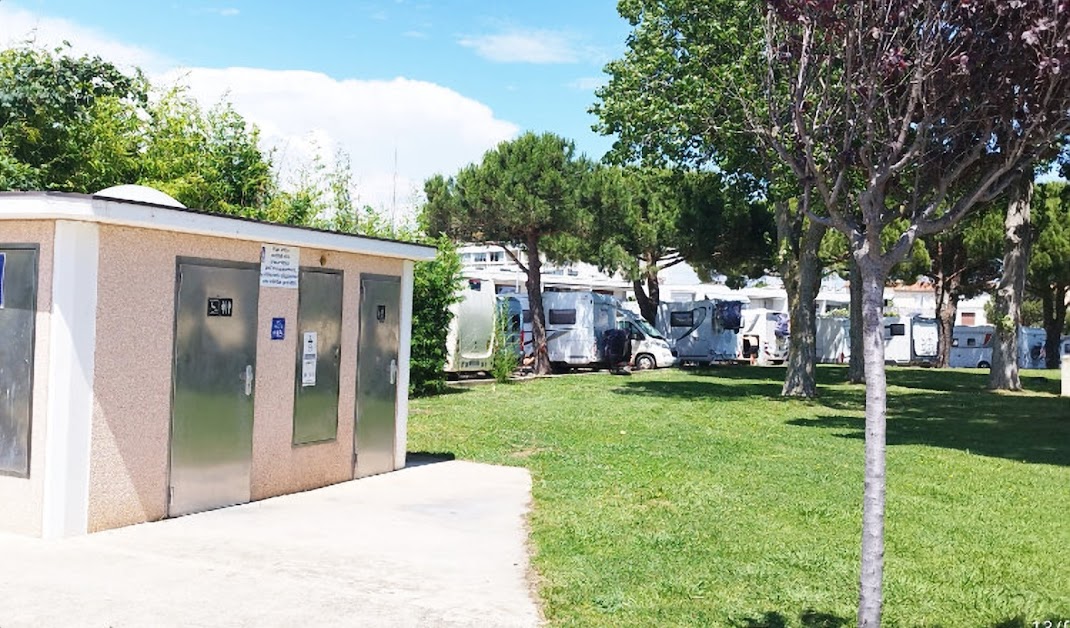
[1,1,631,212]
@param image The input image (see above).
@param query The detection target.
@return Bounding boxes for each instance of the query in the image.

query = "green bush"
[409,236,462,396]
[490,302,520,383]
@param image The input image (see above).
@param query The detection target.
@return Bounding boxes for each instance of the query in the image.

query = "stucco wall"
[0,221,55,536]
[88,224,403,531]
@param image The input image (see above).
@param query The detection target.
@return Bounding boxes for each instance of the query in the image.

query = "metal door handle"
[389,359,397,385]
[244,365,254,396]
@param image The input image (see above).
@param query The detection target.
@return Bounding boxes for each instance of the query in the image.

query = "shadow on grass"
[413,384,471,398]
[730,609,849,628]
[613,378,785,400]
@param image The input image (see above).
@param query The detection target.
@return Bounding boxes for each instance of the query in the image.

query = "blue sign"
[271,317,286,340]
[0,252,5,309]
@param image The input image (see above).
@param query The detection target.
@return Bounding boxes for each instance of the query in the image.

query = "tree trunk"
[781,219,826,397]
[857,255,889,628]
[632,260,661,325]
[1043,286,1068,369]
[933,270,961,369]
[848,257,865,383]
[525,235,551,375]
[989,175,1033,390]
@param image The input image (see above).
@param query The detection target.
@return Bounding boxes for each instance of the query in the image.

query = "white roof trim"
[0,192,437,261]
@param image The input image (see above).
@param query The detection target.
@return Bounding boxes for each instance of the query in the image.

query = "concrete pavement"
[0,459,541,628]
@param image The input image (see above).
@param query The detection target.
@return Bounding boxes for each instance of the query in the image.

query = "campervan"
[542,291,675,369]
[816,316,851,363]
[1062,335,1070,358]
[1018,326,1048,369]
[949,325,994,368]
[882,315,938,365]
[737,308,790,365]
[444,277,496,374]
[656,299,746,365]
[497,292,533,358]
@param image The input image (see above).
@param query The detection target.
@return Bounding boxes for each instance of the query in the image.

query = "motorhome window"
[888,323,906,336]
[966,337,977,347]
[468,279,481,291]
[632,317,663,339]
[549,309,576,325]
[670,311,694,327]
[523,309,532,324]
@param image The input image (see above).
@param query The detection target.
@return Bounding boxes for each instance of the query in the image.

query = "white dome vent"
[95,184,186,208]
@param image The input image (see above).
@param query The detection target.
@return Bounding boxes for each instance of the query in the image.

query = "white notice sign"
[303,331,318,357]
[301,331,318,387]
[259,245,299,288]
[302,357,317,386]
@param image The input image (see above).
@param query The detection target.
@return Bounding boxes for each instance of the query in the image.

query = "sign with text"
[259,245,299,289]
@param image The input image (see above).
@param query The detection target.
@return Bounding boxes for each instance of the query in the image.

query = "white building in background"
[456,243,992,324]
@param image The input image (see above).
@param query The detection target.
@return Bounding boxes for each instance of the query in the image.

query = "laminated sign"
[301,331,318,386]
[259,245,299,288]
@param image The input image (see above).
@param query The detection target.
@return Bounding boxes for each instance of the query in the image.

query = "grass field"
[408,366,1070,627]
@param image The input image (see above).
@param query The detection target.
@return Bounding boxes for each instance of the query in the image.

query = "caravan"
[816,316,851,363]
[882,315,938,365]
[656,300,746,365]
[949,325,994,368]
[543,291,675,369]
[737,308,790,365]
[444,277,497,374]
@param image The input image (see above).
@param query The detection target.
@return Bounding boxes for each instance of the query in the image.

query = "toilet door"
[354,275,400,478]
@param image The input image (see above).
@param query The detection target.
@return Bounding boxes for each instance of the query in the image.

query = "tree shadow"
[730,609,850,628]
[612,378,785,400]
[788,393,1069,466]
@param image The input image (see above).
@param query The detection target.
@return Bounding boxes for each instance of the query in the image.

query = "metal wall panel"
[354,275,400,478]
[169,262,259,517]
[0,246,38,477]
[293,268,343,444]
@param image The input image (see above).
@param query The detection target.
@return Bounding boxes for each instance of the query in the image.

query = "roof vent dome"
[95,184,186,208]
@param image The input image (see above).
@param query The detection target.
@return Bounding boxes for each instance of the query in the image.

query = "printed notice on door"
[260,245,299,288]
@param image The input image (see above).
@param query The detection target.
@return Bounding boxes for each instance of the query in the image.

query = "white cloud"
[0,4,519,219]
[459,29,578,64]
[0,4,171,73]
[568,76,605,91]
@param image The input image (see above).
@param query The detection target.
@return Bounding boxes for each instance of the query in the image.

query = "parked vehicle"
[497,292,532,358]
[816,316,851,364]
[1062,335,1070,358]
[655,299,745,365]
[949,325,994,368]
[543,291,675,369]
[1018,326,1048,369]
[883,315,938,365]
[737,308,790,365]
[444,277,496,374]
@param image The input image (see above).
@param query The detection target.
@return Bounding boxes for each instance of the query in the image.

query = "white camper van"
[1018,326,1048,369]
[1062,335,1070,358]
[949,325,994,368]
[656,300,746,365]
[543,291,675,369]
[816,316,851,363]
[445,277,497,374]
[737,308,790,365]
[497,292,533,358]
[883,315,938,365]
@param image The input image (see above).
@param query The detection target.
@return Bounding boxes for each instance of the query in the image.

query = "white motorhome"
[1062,335,1070,358]
[656,299,746,365]
[543,291,675,369]
[816,316,851,364]
[737,308,790,365]
[444,277,496,374]
[497,292,533,358]
[883,315,938,365]
[949,325,994,368]
[1018,326,1048,369]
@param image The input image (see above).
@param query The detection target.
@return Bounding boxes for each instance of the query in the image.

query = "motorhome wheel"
[635,354,656,370]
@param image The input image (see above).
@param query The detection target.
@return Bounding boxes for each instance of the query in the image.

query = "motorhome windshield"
[631,317,664,339]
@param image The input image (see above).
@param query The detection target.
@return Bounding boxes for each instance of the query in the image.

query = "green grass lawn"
[409,366,1070,627]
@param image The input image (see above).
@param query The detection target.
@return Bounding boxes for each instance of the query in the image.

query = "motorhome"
[1062,335,1070,358]
[543,291,675,369]
[1018,326,1048,369]
[816,316,851,363]
[497,292,533,358]
[444,277,496,374]
[949,325,994,368]
[737,308,790,365]
[882,315,938,365]
[656,299,746,365]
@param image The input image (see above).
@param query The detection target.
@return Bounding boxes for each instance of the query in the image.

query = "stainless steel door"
[293,268,343,444]
[169,261,259,517]
[354,275,400,478]
[0,246,38,477]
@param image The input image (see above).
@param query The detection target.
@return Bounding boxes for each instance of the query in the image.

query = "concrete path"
[0,460,541,628]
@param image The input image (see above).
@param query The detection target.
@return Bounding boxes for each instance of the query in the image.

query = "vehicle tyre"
[978,361,991,369]
[635,354,656,370]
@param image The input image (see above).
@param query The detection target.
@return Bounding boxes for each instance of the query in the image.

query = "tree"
[743,2,1070,623]
[1028,181,1070,368]
[594,0,829,397]
[585,166,773,324]
[423,132,593,375]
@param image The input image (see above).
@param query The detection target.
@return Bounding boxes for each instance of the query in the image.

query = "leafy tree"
[594,0,828,398]
[1028,181,1070,367]
[0,45,147,191]
[423,132,594,375]
[409,237,464,396]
